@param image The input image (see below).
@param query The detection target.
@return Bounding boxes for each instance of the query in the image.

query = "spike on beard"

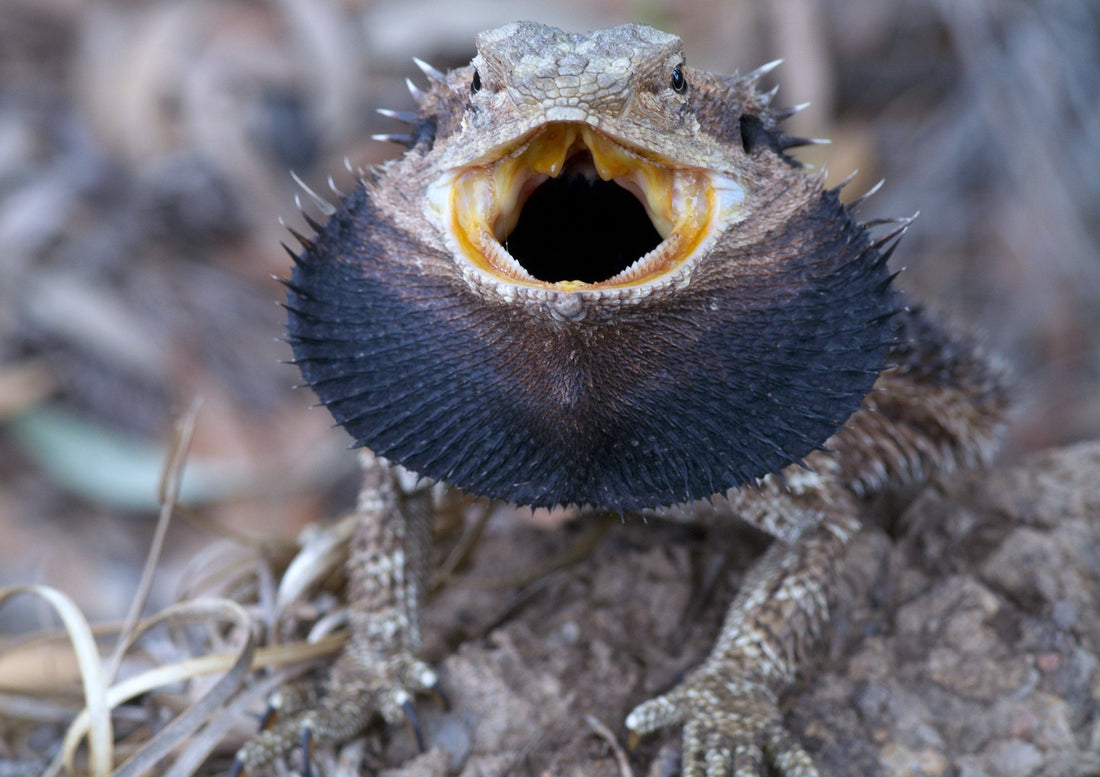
[285,226,315,251]
[377,108,419,124]
[847,179,885,213]
[290,171,336,216]
[830,169,859,195]
[372,133,416,147]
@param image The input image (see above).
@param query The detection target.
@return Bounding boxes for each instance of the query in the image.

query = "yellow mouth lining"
[437,123,743,291]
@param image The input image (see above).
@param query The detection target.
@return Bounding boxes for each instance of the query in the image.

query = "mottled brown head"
[285,22,900,510]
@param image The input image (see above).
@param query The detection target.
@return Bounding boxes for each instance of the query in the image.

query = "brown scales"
[239,21,1010,777]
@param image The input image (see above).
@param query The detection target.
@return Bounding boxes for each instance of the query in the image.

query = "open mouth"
[433,123,744,290]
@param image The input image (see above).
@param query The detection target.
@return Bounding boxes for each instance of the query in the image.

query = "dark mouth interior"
[504,153,663,283]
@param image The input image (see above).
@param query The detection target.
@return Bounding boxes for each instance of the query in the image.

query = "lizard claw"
[625,671,819,777]
[429,678,452,712]
[300,726,314,777]
[402,698,425,752]
[230,652,437,774]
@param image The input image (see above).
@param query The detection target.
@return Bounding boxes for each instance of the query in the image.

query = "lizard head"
[421,22,782,295]
[285,22,901,511]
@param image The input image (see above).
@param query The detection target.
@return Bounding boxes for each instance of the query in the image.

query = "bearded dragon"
[234,21,1008,776]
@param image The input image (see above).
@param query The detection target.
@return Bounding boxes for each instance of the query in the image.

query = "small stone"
[982,739,1043,777]
[880,742,949,777]
[431,716,473,771]
[854,680,891,721]
[1036,651,1062,673]
[1051,600,1078,630]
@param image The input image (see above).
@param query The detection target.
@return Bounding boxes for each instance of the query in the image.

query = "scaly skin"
[231,452,438,775]
[235,22,1011,776]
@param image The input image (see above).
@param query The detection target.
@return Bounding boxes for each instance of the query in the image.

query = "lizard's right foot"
[626,668,819,777]
[229,651,438,776]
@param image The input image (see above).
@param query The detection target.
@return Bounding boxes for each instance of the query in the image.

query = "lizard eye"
[471,69,482,94]
[670,64,687,94]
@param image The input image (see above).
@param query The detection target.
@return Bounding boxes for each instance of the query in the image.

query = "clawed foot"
[626,670,819,777]
[230,652,438,776]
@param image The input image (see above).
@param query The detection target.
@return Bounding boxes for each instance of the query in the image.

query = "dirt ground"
[1,1,1099,776]
[396,443,1100,777]
[207,442,1100,777]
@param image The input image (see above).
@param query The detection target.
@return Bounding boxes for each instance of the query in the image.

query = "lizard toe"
[625,671,819,777]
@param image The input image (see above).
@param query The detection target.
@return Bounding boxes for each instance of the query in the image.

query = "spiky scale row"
[376,63,451,148]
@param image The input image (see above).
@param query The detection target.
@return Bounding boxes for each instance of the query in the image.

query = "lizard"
[235,21,1009,776]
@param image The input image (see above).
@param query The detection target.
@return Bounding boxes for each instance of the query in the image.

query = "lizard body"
[239,21,1009,776]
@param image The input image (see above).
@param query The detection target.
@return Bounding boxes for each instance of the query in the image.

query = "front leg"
[627,462,858,777]
[232,451,437,774]
[331,450,437,725]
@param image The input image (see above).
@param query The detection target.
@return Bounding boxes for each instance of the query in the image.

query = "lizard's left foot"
[229,651,438,775]
[625,669,819,777]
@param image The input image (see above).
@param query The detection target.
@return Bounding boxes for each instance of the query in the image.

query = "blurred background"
[0,0,1097,633]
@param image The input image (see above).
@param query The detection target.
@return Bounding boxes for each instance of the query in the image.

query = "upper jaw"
[428,119,747,295]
